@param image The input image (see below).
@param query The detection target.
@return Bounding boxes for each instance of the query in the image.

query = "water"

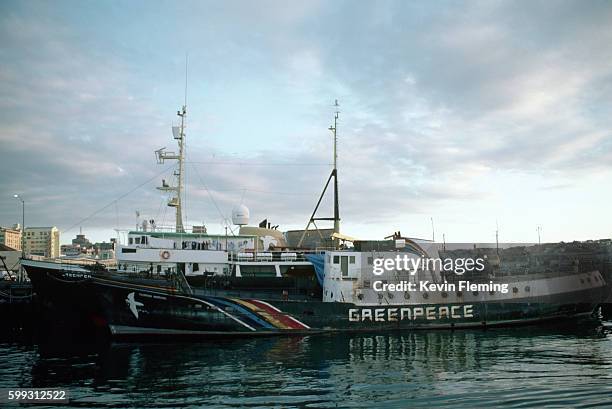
[1,322,612,408]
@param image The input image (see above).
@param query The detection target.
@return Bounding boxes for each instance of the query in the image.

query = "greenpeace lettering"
[348,305,475,322]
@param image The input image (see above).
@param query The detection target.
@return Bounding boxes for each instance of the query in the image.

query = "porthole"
[378,293,383,300]
[388,293,394,299]
[489,290,495,295]
[441,292,448,298]
[422,292,429,299]
[513,287,519,294]
[456,291,463,297]
[404,292,410,300]
[525,286,530,292]
[472,291,479,296]
[357,294,364,300]
[587,277,591,283]
[580,279,585,284]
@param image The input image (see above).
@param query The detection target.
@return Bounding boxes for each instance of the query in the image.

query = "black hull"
[24,261,607,339]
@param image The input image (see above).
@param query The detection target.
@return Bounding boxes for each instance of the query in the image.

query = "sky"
[0,0,611,245]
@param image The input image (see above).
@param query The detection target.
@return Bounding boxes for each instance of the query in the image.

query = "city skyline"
[1,1,611,245]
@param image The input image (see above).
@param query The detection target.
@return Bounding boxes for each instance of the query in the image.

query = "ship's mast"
[176,105,186,232]
[155,58,188,233]
[156,105,187,233]
[297,100,341,248]
[331,99,340,235]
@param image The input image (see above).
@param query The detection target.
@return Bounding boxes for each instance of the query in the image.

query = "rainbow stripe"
[231,298,310,330]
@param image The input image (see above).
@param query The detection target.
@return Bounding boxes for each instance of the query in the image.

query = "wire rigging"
[189,162,236,236]
[62,164,175,234]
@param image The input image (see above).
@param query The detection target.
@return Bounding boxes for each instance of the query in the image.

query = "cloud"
[0,0,611,243]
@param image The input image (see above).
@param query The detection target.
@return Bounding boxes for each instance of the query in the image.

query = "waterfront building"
[61,234,116,260]
[0,225,22,251]
[24,227,60,258]
[72,233,92,248]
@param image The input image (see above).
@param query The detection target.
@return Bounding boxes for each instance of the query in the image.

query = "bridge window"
[333,255,340,264]
[349,256,355,264]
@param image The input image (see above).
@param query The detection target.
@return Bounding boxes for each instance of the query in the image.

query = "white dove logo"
[126,292,144,319]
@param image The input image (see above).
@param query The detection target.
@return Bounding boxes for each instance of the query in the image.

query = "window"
[135,237,141,244]
[333,255,340,264]
[193,263,199,272]
[349,256,355,264]
[367,257,373,265]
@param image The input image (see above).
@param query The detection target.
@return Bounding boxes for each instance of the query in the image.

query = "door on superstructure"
[341,256,349,277]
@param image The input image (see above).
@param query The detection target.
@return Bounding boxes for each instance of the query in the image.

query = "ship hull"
[23,260,607,338]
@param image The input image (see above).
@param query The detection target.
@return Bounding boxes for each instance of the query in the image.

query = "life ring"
[160,250,171,260]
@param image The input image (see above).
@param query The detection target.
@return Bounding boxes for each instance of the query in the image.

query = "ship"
[22,101,610,338]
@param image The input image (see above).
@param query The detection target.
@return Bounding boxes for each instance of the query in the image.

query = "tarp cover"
[304,253,325,286]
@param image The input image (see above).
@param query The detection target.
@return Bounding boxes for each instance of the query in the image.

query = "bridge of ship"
[228,251,314,278]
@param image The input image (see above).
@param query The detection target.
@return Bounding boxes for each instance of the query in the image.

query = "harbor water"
[1,321,611,408]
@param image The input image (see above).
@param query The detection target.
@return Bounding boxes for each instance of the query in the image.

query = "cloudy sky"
[1,0,611,245]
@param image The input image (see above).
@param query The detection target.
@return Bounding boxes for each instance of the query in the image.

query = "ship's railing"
[131,224,213,234]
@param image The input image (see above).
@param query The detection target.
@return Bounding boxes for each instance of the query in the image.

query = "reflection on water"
[1,322,612,408]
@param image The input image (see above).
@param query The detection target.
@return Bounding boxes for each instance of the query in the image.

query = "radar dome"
[232,204,250,226]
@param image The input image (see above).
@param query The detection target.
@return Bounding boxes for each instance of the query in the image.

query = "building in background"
[72,233,92,248]
[95,238,116,260]
[0,225,22,251]
[24,227,60,258]
[61,232,116,260]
